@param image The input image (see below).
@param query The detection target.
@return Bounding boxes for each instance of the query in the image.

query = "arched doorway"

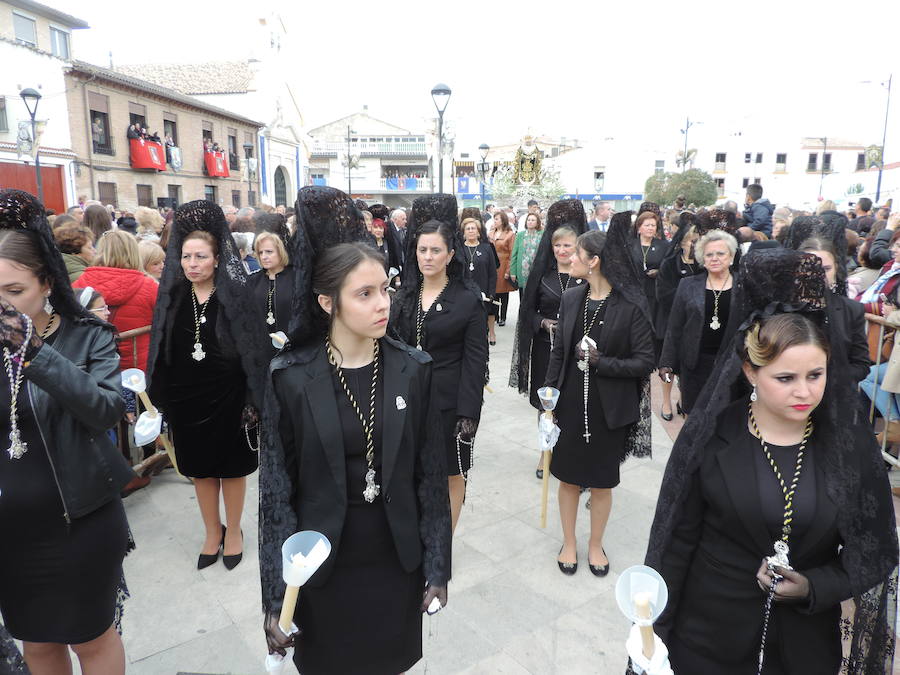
[274,166,289,207]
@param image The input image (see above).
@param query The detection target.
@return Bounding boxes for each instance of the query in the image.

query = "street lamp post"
[478,143,490,211]
[818,137,828,198]
[876,74,892,203]
[242,142,254,206]
[679,117,695,173]
[20,88,43,203]
[431,83,452,193]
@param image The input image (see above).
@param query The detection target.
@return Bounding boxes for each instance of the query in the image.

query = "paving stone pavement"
[110,294,674,674]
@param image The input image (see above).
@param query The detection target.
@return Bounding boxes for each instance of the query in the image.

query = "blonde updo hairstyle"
[739,313,830,371]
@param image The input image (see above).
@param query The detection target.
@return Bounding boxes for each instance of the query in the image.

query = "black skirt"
[528,333,552,410]
[680,352,718,414]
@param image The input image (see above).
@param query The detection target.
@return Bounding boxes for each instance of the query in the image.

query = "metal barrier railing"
[863,313,900,469]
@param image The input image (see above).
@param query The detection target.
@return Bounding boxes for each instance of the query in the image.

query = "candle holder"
[536,387,560,528]
[121,368,183,477]
[616,565,669,666]
[265,531,332,673]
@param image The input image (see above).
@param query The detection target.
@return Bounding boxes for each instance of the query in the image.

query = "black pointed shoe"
[589,548,609,577]
[557,547,577,576]
[198,525,225,570]
[223,528,243,570]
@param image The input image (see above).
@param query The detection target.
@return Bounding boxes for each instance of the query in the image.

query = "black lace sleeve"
[257,368,300,612]
[414,357,451,586]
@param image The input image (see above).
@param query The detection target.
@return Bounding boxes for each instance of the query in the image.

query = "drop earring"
[750,384,758,402]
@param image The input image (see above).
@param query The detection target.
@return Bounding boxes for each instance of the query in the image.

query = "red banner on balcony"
[129,138,166,171]
[204,150,230,177]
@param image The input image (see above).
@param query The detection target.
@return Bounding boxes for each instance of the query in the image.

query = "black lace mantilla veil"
[644,248,898,673]
[603,211,654,462]
[258,186,375,612]
[784,214,850,295]
[145,200,269,407]
[390,194,483,344]
[508,198,587,394]
[0,189,104,326]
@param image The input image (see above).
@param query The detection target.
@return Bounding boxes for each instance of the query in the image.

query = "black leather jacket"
[24,316,133,521]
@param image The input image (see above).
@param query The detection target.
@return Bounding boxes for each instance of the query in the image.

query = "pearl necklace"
[579,294,608,443]
[3,314,36,459]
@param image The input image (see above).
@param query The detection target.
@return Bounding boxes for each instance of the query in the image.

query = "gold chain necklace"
[415,279,448,350]
[327,338,380,503]
[708,273,730,331]
[265,277,276,326]
[190,285,215,361]
[557,271,572,295]
[641,243,651,270]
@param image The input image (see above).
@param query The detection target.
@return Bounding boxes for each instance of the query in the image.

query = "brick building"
[65,61,263,210]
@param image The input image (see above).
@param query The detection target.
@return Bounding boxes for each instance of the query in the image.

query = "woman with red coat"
[490,210,516,329]
[73,231,158,372]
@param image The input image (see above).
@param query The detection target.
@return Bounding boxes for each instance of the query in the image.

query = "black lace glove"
[241,404,259,429]
[264,610,299,656]
[575,343,600,367]
[0,298,40,356]
[422,584,448,614]
[454,417,478,442]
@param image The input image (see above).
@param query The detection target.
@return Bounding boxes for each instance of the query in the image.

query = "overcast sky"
[62,0,900,160]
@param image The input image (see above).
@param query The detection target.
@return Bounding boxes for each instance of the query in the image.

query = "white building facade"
[0,0,88,212]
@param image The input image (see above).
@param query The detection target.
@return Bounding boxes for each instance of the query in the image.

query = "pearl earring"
[750,384,758,402]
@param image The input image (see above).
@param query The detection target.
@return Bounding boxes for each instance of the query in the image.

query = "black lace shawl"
[390,194,483,345]
[0,189,107,328]
[645,248,898,673]
[0,623,27,674]
[509,199,587,394]
[145,200,269,408]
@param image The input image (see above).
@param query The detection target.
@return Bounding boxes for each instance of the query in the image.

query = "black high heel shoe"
[660,406,674,422]
[198,524,225,570]
[676,401,685,418]
[557,546,577,575]
[535,468,543,480]
[223,528,243,570]
[589,548,609,577]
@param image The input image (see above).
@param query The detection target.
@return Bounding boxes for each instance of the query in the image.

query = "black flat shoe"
[589,548,610,577]
[489,340,496,346]
[223,528,243,570]
[536,468,543,480]
[198,524,225,570]
[660,407,673,422]
[557,547,577,576]
[498,320,505,327]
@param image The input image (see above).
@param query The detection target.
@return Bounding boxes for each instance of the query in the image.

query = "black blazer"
[246,266,294,339]
[544,284,654,429]
[262,336,451,601]
[463,241,498,301]
[395,279,488,421]
[659,273,710,373]
[657,401,853,671]
[831,293,870,384]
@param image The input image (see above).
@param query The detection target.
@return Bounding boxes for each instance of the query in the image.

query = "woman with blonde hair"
[134,206,164,243]
[247,230,294,345]
[138,240,165,281]
[73,231,158,372]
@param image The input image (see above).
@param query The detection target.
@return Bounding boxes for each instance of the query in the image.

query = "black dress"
[631,237,668,354]
[0,334,129,644]
[550,298,628,488]
[295,363,423,675]
[528,271,582,410]
[247,266,294,345]
[164,293,258,478]
[681,288,731,413]
[462,242,497,310]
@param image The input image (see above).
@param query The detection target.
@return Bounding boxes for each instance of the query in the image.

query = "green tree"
[644,169,718,207]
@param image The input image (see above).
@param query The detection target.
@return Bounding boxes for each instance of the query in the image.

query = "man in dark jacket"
[850,197,876,234]
[740,183,773,238]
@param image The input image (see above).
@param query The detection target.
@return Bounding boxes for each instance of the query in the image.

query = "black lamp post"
[243,142,254,204]
[478,143,490,211]
[431,83,451,193]
[20,88,43,203]
[876,75,892,203]
[818,137,828,199]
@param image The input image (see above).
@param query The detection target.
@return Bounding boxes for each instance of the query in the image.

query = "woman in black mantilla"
[391,194,488,533]
[545,212,655,577]
[147,201,268,571]
[0,190,134,674]
[459,214,498,322]
[629,209,668,355]
[654,211,700,420]
[644,248,897,674]
[509,199,587,479]
[247,228,294,354]
[259,186,451,675]
[659,219,739,416]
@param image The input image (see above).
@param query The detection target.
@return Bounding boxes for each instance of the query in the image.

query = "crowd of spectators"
[126,123,162,144]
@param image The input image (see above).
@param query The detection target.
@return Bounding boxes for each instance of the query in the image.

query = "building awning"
[562,193,644,201]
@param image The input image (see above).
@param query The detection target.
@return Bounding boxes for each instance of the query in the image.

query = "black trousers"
[497,292,509,322]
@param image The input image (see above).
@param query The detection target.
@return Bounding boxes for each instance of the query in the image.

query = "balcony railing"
[714,162,726,172]
[311,139,427,157]
[380,177,430,191]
